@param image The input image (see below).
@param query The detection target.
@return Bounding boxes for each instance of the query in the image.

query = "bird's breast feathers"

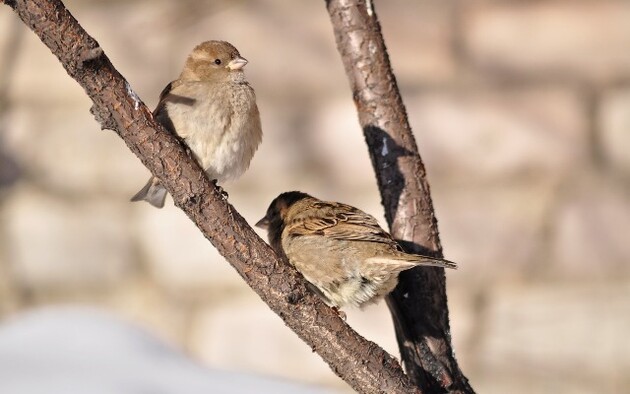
[162,81,262,181]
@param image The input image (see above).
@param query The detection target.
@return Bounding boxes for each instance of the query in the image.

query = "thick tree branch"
[325,0,474,392]
[3,0,420,392]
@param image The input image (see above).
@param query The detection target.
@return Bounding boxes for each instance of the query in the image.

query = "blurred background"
[1,0,629,393]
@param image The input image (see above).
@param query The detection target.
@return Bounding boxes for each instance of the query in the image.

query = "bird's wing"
[287,202,399,247]
[153,81,175,116]
[153,80,198,137]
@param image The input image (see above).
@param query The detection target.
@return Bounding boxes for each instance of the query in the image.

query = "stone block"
[599,88,630,175]
[4,187,133,290]
[6,105,147,196]
[463,1,630,82]
[134,203,248,292]
[478,283,630,393]
[189,297,345,388]
[310,99,376,189]
[550,172,630,279]
[433,182,555,283]
[407,87,587,182]
[378,0,457,85]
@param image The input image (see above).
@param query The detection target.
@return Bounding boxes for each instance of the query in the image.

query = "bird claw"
[333,307,347,321]
[212,179,229,200]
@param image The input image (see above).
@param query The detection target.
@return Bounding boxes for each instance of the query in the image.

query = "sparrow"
[132,40,262,208]
[256,191,457,308]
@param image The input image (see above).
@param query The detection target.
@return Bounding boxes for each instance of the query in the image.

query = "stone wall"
[1,1,629,393]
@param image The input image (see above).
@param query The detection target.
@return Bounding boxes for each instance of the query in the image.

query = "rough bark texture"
[3,0,422,392]
[325,0,474,392]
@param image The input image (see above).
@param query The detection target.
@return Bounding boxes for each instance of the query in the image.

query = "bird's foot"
[332,306,347,321]
[212,179,229,200]
[186,148,194,160]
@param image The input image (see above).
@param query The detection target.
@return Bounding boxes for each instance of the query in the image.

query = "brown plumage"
[256,191,457,308]
[132,40,262,208]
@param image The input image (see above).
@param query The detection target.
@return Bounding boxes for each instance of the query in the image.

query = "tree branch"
[325,0,474,392]
[3,0,421,392]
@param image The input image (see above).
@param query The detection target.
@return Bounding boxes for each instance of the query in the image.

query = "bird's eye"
[214,59,222,65]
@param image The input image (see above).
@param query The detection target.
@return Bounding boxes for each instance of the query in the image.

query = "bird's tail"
[409,254,458,269]
[130,177,168,208]
[367,254,458,271]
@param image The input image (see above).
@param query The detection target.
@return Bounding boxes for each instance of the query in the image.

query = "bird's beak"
[255,216,269,230]
[227,57,248,71]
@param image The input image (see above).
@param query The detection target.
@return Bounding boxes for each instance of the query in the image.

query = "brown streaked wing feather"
[153,81,175,116]
[153,80,194,136]
[286,202,398,246]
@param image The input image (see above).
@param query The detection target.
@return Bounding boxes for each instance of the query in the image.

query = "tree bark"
[325,0,474,392]
[2,0,422,392]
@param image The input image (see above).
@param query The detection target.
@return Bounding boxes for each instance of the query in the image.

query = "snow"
[0,307,336,394]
